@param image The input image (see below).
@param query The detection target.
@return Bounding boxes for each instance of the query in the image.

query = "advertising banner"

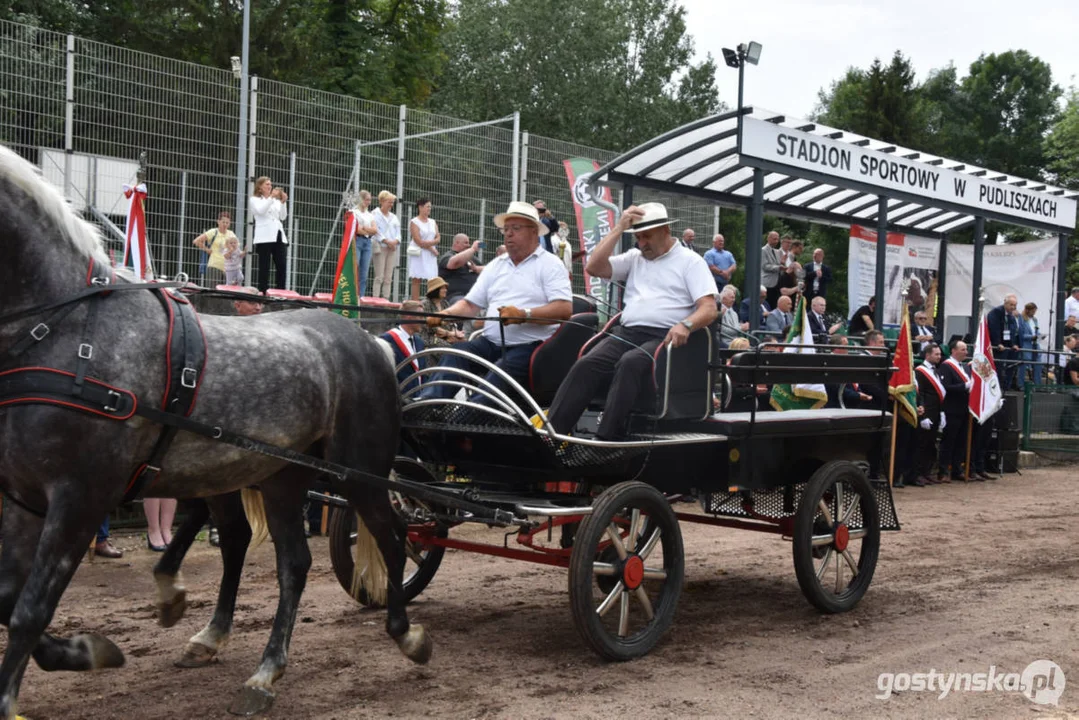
[563,158,616,309]
[847,225,940,326]
[944,238,1059,327]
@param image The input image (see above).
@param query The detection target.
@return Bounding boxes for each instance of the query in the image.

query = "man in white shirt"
[546,203,718,440]
[1065,287,1079,329]
[420,202,572,400]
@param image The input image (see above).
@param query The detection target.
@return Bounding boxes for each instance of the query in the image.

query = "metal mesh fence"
[0,18,725,302]
[1022,384,1079,453]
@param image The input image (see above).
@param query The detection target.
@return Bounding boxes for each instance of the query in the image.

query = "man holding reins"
[546,203,718,441]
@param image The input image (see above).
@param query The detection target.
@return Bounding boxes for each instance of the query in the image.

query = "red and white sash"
[386,327,420,375]
[943,358,970,384]
[916,364,946,402]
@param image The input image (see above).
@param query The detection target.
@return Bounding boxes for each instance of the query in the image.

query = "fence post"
[178,170,187,277]
[393,104,407,302]
[510,111,521,202]
[234,0,251,267]
[63,34,74,203]
[243,76,259,284]
[519,131,529,202]
[478,198,486,261]
[713,205,719,239]
[287,151,296,291]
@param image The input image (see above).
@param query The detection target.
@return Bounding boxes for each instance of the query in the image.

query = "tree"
[1044,88,1079,288]
[814,51,924,147]
[430,0,720,150]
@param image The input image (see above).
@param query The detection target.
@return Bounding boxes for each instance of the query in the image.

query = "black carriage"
[320,314,900,661]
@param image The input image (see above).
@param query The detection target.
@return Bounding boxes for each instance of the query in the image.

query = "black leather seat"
[528,312,598,405]
[571,294,598,315]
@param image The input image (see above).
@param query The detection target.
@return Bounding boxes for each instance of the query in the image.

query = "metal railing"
[1022,383,1079,453]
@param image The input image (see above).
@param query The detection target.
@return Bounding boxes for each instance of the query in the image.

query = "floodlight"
[721,48,740,69]
[745,41,763,66]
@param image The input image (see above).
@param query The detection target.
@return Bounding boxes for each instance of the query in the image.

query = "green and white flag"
[332,211,359,319]
[769,296,828,411]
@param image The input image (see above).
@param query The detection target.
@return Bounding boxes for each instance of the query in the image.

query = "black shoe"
[892,480,906,488]
[146,534,167,552]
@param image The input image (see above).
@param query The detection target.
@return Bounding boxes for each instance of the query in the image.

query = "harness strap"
[71,295,102,397]
[0,281,183,329]
[3,301,83,361]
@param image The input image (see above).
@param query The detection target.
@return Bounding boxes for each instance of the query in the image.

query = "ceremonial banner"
[847,225,940,326]
[332,210,359,319]
[969,312,1004,424]
[770,296,827,411]
[888,307,918,427]
[944,238,1059,329]
[563,158,615,311]
[122,183,152,280]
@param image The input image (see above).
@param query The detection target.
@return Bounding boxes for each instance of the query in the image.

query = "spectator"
[420,277,464,348]
[1064,335,1079,385]
[94,516,123,558]
[407,197,441,301]
[144,495,177,552]
[249,177,288,293]
[722,337,760,413]
[761,231,783,309]
[802,248,832,302]
[848,296,876,336]
[1057,334,1078,385]
[419,201,571,401]
[718,285,747,346]
[808,296,843,342]
[681,228,696,250]
[778,239,805,301]
[533,200,559,253]
[1065,287,1079,330]
[1017,302,1044,388]
[987,294,1020,390]
[192,211,236,287]
[825,335,865,409]
[704,233,736,293]
[353,190,378,298]
[495,244,507,257]
[233,285,264,316]
[859,330,890,409]
[222,235,247,286]
[371,190,401,299]
[764,295,793,335]
[553,221,574,277]
[381,300,427,393]
[438,233,484,304]
[740,285,771,324]
[912,310,936,352]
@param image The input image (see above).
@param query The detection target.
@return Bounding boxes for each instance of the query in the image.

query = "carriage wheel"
[328,458,447,608]
[568,481,683,661]
[792,460,880,613]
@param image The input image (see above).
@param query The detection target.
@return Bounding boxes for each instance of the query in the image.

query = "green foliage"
[814,52,924,147]
[430,0,721,151]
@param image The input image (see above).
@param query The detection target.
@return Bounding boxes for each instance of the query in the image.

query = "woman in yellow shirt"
[193,211,238,286]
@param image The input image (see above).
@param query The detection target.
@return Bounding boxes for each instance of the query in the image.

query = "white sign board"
[39,149,139,215]
[945,238,1059,332]
[741,117,1077,230]
[847,225,940,326]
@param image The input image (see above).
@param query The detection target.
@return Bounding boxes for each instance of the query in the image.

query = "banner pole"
[964,417,973,482]
[888,399,899,487]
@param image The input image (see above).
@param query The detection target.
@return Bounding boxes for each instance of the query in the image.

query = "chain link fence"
[1,19,720,301]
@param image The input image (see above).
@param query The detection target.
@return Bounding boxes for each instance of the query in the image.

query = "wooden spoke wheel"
[568,481,683,661]
[328,457,448,608]
[792,460,881,613]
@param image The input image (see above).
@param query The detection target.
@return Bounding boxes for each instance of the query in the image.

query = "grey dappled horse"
[0,145,430,719]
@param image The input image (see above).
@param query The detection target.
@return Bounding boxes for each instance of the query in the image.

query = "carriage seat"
[579,313,714,421]
[527,312,598,405]
[572,294,598,315]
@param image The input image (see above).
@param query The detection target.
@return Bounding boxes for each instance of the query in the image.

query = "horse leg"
[0,493,123,720]
[0,502,124,676]
[228,474,310,716]
[176,492,251,668]
[154,499,210,628]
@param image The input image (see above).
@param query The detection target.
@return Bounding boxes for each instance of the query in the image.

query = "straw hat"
[494,201,549,236]
[624,202,678,234]
[425,276,448,297]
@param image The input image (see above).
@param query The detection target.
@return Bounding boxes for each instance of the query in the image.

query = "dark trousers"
[547,325,666,439]
[938,410,968,475]
[915,415,940,478]
[417,335,539,404]
[997,349,1019,390]
[895,420,917,482]
[971,420,993,473]
[256,237,287,292]
[766,284,781,312]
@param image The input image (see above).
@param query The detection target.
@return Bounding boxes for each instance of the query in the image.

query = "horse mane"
[0,144,111,266]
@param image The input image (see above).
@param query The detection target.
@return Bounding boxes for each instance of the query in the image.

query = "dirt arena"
[4,465,1078,719]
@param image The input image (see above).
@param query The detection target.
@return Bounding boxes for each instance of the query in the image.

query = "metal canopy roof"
[595,107,1079,237]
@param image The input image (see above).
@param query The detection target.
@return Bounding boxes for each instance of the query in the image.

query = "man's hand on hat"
[498,306,528,324]
[616,205,646,232]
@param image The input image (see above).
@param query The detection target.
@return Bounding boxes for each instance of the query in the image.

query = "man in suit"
[987,294,1020,390]
[914,343,946,484]
[764,295,793,335]
[938,339,972,481]
[807,296,843,343]
[824,335,869,408]
[912,310,936,352]
[859,330,890,410]
[760,231,784,309]
[803,248,832,302]
[381,300,426,393]
[740,285,771,324]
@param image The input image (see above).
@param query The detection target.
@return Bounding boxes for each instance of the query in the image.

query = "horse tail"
[241,488,270,549]
[350,512,388,606]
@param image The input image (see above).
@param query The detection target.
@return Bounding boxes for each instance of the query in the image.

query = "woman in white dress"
[249,176,288,293]
[407,197,440,300]
[371,190,401,299]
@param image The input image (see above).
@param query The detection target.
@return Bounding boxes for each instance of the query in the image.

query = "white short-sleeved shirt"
[1066,295,1079,321]
[466,245,573,345]
[609,242,717,329]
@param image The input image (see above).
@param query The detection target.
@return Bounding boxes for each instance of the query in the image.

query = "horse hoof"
[157,589,187,628]
[175,641,218,669]
[228,685,275,716]
[396,624,433,665]
[75,633,126,669]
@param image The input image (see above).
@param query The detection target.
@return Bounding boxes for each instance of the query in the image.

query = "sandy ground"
[3,465,1078,720]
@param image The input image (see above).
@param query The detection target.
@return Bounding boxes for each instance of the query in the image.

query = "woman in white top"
[407,197,440,300]
[249,175,289,293]
[371,190,401,299]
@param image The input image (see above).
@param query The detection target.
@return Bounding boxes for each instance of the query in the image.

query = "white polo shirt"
[1066,295,1079,322]
[466,245,572,345]
[609,242,717,329]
